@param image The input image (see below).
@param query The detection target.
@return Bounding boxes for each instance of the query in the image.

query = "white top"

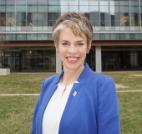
[42,82,74,134]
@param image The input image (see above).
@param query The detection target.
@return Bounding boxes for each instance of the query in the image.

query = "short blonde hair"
[52,12,93,47]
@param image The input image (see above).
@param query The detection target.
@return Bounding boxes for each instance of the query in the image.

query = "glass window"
[5,0,15,5]
[16,13,26,26]
[120,13,130,26]
[100,6,110,26]
[16,6,26,12]
[119,34,126,40]
[79,0,88,6]
[111,33,120,40]
[27,34,37,40]
[16,0,27,5]
[110,1,119,6]
[119,6,130,26]
[110,33,116,40]
[89,12,100,26]
[48,12,60,20]
[125,34,130,40]
[0,34,6,40]
[100,13,105,26]
[27,13,33,26]
[60,0,68,6]
[0,6,5,12]
[6,34,16,40]
[100,33,110,40]
[131,1,139,6]
[79,6,89,13]
[120,6,129,13]
[129,33,136,40]
[100,5,109,13]
[93,34,99,40]
[69,6,79,12]
[38,0,48,5]
[47,34,52,40]
[0,12,6,26]
[69,0,79,5]
[6,12,16,26]
[36,13,48,26]
[61,5,68,12]
[37,34,48,40]
[6,6,15,12]
[48,12,60,26]
[16,34,27,40]
[111,15,115,26]
[131,13,140,26]
[88,1,99,6]
[89,5,99,13]
[110,6,120,26]
[134,34,140,40]
[48,6,60,12]
[141,13,142,26]
[38,6,48,12]
[27,5,37,12]
[0,0,5,5]
[119,1,129,6]
[49,0,59,5]
[100,1,109,6]
[27,0,38,5]
[130,6,140,26]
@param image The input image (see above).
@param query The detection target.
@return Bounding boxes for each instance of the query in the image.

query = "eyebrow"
[61,40,85,43]
[76,40,86,43]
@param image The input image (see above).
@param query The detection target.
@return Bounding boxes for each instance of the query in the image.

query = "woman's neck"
[61,65,84,85]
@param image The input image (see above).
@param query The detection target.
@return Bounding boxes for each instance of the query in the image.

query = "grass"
[0,96,37,134]
[0,71,142,134]
[119,92,142,134]
[0,72,54,94]
[105,71,142,91]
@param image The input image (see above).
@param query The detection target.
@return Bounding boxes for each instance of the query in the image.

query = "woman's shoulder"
[43,73,61,85]
[85,64,114,84]
[39,73,61,95]
[88,71,116,97]
[91,70,113,80]
[89,70,115,86]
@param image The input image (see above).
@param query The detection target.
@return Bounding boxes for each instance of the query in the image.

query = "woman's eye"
[62,43,68,46]
[77,43,84,46]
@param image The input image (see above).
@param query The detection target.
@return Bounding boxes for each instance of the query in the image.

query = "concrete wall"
[0,68,10,75]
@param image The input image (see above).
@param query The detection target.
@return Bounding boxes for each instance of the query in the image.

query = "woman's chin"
[63,63,83,72]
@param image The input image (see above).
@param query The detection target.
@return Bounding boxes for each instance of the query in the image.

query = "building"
[0,0,142,72]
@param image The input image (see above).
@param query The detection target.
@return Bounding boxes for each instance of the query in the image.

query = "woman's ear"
[55,43,59,53]
[87,41,92,54]
[54,42,57,48]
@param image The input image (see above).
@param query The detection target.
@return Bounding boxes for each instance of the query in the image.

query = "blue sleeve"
[32,80,46,134]
[97,78,120,134]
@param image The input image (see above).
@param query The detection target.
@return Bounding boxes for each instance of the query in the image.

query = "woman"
[32,12,120,134]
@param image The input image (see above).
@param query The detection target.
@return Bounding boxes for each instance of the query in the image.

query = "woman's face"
[56,28,90,72]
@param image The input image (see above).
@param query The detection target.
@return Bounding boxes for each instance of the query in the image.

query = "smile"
[66,56,79,63]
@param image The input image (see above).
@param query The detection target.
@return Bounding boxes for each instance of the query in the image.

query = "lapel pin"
[73,91,77,96]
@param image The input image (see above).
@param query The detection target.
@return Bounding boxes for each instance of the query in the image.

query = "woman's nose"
[68,45,77,53]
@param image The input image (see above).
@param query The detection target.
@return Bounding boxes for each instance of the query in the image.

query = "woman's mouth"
[66,56,79,63]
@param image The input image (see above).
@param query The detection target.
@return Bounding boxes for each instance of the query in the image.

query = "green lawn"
[0,71,142,134]
[0,96,37,134]
[0,72,54,94]
[105,71,142,91]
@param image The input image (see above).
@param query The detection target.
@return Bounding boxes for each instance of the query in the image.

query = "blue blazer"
[32,64,120,134]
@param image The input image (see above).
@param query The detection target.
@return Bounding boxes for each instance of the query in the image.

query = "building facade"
[0,0,142,72]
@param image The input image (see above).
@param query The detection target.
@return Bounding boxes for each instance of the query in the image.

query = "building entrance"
[102,47,142,71]
[1,48,56,72]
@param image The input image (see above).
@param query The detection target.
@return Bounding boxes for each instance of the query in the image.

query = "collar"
[54,63,92,85]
